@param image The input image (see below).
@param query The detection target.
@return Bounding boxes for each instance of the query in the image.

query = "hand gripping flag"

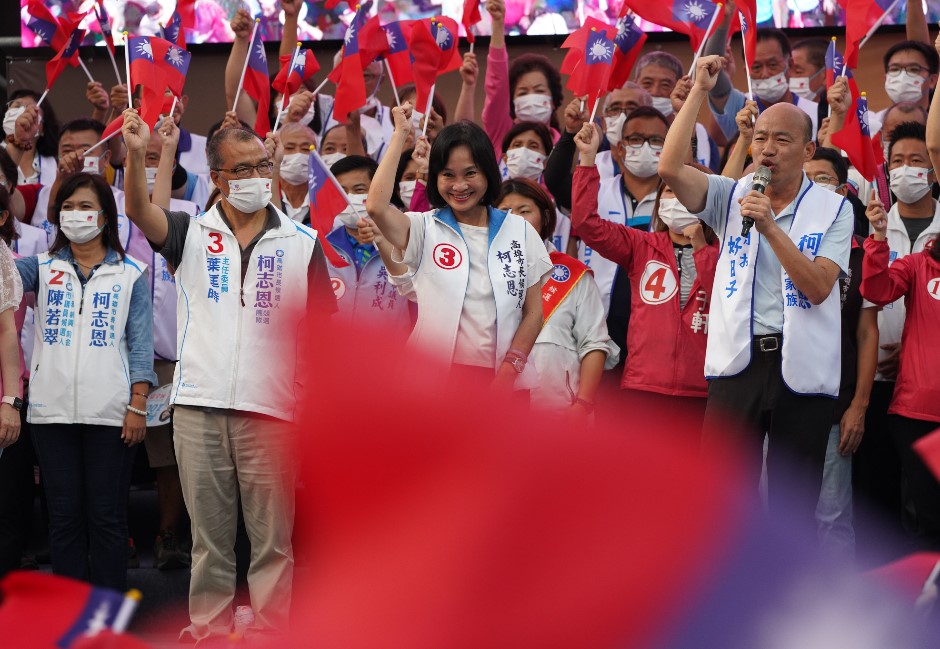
[382,21,415,87]
[273,48,320,111]
[620,0,721,52]
[831,90,884,182]
[840,0,898,69]
[608,12,647,91]
[45,24,86,90]
[242,24,272,135]
[461,0,482,42]
[308,148,352,268]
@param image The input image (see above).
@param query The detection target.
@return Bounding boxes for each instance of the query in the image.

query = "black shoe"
[155,530,191,571]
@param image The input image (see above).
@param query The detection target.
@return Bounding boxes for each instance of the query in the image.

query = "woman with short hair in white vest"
[366,105,552,388]
[15,172,155,590]
[660,56,854,529]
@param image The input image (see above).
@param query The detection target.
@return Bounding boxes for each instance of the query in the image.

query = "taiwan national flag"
[560,17,616,77]
[382,20,415,87]
[154,38,191,96]
[272,48,320,111]
[825,38,845,87]
[735,0,758,72]
[461,0,482,42]
[329,2,373,122]
[620,0,720,52]
[567,29,615,114]
[308,150,351,268]
[429,16,462,74]
[840,0,896,69]
[609,12,647,91]
[242,24,272,135]
[93,0,116,54]
[0,572,135,648]
[25,0,84,51]
[831,89,883,182]
[127,36,173,127]
[162,11,187,48]
[45,25,85,90]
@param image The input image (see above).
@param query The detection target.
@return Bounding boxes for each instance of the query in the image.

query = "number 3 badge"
[433,243,463,270]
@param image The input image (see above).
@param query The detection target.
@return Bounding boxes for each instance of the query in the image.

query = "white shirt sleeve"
[396,211,430,270]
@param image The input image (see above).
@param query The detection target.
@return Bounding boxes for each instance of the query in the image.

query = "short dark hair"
[0,187,18,246]
[757,28,792,60]
[888,121,928,161]
[811,148,849,186]
[10,89,60,158]
[207,117,253,145]
[792,38,828,71]
[500,121,554,158]
[321,124,368,153]
[60,118,105,139]
[207,128,264,171]
[624,105,671,133]
[331,154,378,179]
[0,148,18,190]
[509,54,563,130]
[884,40,940,76]
[426,121,502,210]
[49,173,124,259]
[495,178,556,241]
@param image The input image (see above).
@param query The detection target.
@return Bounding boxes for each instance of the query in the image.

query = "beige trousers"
[173,405,296,640]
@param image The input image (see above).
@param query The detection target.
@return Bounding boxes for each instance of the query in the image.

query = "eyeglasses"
[213,161,275,179]
[808,174,838,185]
[624,135,665,150]
[887,64,928,76]
[604,104,635,118]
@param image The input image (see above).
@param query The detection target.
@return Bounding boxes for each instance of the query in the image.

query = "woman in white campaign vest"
[496,178,619,415]
[14,173,155,591]
[366,105,552,388]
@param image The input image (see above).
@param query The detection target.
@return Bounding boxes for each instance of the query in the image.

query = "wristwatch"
[503,349,528,374]
[2,396,23,411]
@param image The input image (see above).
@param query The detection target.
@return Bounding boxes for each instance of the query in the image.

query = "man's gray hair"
[633,51,684,82]
[207,127,263,171]
[603,81,653,110]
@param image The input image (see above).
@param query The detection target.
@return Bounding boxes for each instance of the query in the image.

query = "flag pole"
[106,40,122,85]
[77,56,96,83]
[588,91,601,124]
[112,590,142,633]
[739,15,754,101]
[168,95,179,123]
[688,3,723,78]
[384,59,401,106]
[123,32,132,98]
[858,0,902,51]
[36,88,50,108]
[422,83,435,136]
[272,42,302,133]
[85,126,121,155]
[233,19,261,112]
[313,77,330,95]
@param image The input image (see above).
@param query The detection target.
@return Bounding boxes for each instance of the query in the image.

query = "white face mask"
[145,166,159,193]
[623,142,661,179]
[884,70,926,104]
[505,147,545,181]
[650,96,674,118]
[604,112,627,145]
[753,70,789,103]
[817,182,842,193]
[59,210,103,244]
[320,152,346,169]
[889,165,933,203]
[224,177,272,213]
[513,94,554,124]
[82,153,106,175]
[279,152,310,186]
[657,197,700,233]
[399,180,417,208]
[2,106,25,137]
[338,193,368,229]
[788,75,822,102]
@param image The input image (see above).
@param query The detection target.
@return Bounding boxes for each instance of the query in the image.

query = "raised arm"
[704,0,737,113]
[823,76,850,152]
[454,52,479,124]
[279,0,302,58]
[152,118,180,210]
[905,0,930,46]
[225,9,257,126]
[721,100,757,179]
[122,109,170,247]
[659,56,721,213]
[928,31,940,171]
[365,103,414,251]
[542,97,587,212]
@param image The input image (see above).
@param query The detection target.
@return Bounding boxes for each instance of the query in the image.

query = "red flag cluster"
[24,0,87,91]
[127,36,192,128]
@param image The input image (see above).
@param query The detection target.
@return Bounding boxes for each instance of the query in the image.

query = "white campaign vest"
[874,201,940,381]
[172,204,318,420]
[577,176,656,316]
[552,208,571,255]
[28,252,146,425]
[408,207,539,386]
[328,250,411,335]
[705,175,845,396]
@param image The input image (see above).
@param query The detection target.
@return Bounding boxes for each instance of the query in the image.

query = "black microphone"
[743,165,772,237]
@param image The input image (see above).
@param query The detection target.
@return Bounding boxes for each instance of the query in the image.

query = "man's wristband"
[126,405,147,417]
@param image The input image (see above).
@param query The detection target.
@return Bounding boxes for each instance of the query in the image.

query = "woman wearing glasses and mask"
[15,172,155,590]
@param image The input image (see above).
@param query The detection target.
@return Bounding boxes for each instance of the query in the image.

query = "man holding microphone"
[658,56,854,527]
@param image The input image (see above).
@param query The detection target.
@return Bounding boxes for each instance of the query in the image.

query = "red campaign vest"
[542,252,591,321]
[621,232,720,398]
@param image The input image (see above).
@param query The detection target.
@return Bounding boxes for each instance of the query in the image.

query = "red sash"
[542,252,591,321]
